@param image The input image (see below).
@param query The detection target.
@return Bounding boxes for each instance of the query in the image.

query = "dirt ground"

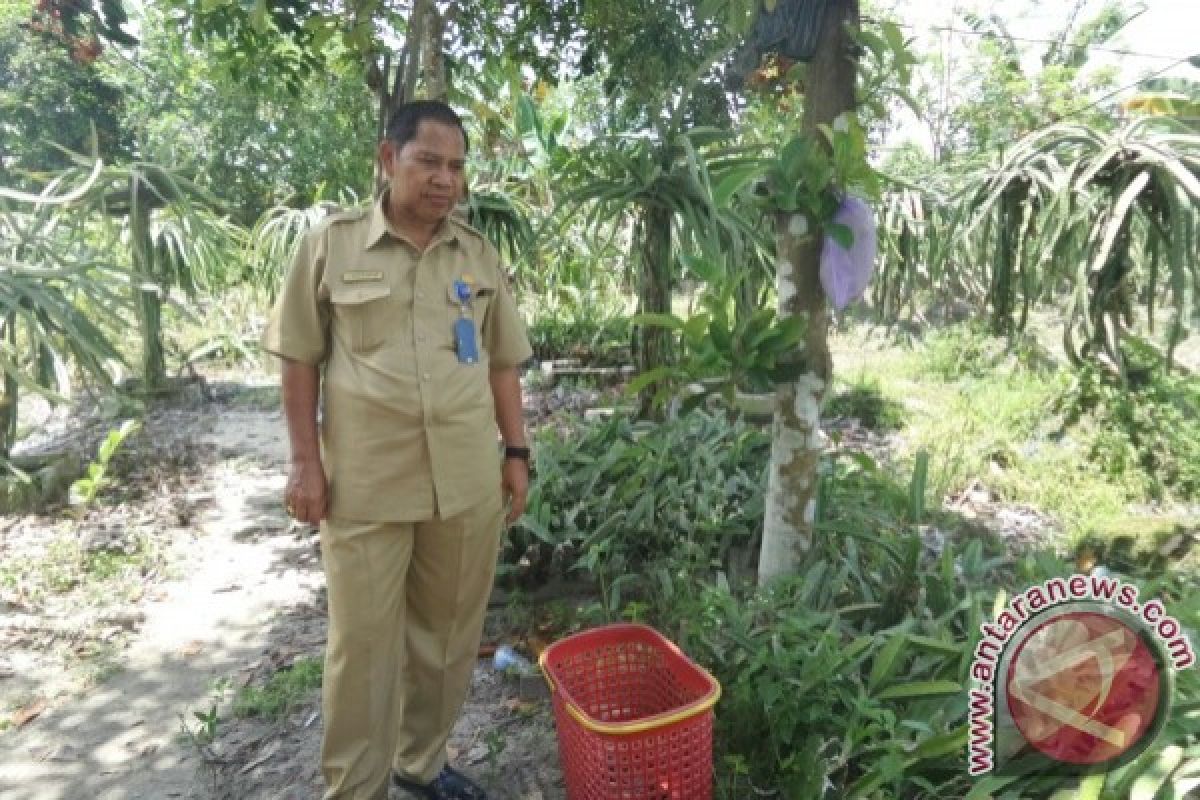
[0,379,568,800]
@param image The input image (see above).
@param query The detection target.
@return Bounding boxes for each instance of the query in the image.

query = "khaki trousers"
[319,491,504,800]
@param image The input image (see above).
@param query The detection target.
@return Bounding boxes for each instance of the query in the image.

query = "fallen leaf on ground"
[239,740,280,774]
[180,640,205,656]
[15,698,47,728]
[30,743,76,761]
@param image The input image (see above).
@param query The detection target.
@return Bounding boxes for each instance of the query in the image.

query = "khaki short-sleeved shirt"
[261,192,533,521]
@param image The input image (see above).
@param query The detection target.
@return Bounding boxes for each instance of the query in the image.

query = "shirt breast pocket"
[331,285,392,353]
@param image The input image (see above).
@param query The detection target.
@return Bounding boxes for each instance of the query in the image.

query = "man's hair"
[383,101,469,154]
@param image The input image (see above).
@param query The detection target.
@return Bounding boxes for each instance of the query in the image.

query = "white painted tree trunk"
[757,0,859,586]
[757,213,831,585]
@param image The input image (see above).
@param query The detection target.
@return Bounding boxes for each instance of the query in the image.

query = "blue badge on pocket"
[454,317,478,364]
[454,279,473,305]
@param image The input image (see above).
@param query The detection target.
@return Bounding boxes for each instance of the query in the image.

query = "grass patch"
[831,324,1152,541]
[233,658,323,719]
[225,384,281,410]
[84,544,145,581]
[824,373,907,431]
[0,531,159,606]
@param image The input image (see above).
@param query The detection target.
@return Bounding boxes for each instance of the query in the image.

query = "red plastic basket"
[538,623,721,800]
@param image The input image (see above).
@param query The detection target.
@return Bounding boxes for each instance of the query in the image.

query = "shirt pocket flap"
[331,285,392,305]
[445,279,497,304]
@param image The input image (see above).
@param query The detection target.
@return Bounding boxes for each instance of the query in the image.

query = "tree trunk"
[373,0,449,191]
[635,204,673,416]
[990,185,1021,336]
[757,0,859,586]
[421,1,448,102]
[0,314,18,459]
[130,198,166,390]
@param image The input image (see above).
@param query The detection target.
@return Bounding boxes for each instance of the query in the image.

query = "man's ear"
[377,140,397,174]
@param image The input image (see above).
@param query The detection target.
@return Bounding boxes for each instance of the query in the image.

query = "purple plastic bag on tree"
[819,195,877,311]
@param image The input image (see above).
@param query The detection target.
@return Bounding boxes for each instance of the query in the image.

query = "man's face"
[379,119,467,227]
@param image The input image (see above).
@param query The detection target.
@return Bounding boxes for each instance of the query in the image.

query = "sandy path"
[0,408,325,800]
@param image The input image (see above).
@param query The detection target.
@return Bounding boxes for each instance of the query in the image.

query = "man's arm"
[489,366,528,524]
[282,358,328,524]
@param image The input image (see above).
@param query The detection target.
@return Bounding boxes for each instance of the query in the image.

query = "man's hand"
[280,358,325,525]
[285,458,328,525]
[501,457,529,524]
[490,365,529,525]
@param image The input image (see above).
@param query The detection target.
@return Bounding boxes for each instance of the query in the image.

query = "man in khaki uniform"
[262,101,532,800]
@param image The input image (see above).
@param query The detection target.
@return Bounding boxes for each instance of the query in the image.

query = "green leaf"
[713,164,765,207]
[1061,772,1104,800]
[912,726,968,759]
[856,29,888,61]
[869,630,908,689]
[905,634,962,656]
[625,367,675,397]
[882,20,907,57]
[1130,746,1184,800]
[779,136,810,183]
[875,680,962,700]
[827,222,855,249]
[518,515,556,545]
[680,254,722,283]
[630,312,684,331]
[249,0,269,33]
[683,313,711,346]
[698,0,724,22]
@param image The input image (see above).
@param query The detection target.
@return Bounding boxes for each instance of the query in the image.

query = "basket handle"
[535,649,721,736]
[537,650,556,693]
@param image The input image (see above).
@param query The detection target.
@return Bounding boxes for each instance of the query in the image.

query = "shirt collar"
[364,189,459,251]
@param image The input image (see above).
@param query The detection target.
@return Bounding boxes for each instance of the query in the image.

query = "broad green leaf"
[827,222,855,249]
[913,726,969,759]
[625,367,675,397]
[869,630,908,689]
[630,312,684,331]
[906,634,963,656]
[683,313,711,346]
[713,164,765,207]
[882,20,908,56]
[679,254,722,283]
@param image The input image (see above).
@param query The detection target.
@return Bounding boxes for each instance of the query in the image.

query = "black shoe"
[392,766,488,800]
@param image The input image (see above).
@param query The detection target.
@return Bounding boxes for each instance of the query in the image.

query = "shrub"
[524,285,631,366]
[1054,343,1200,501]
[508,411,768,599]
[667,564,977,799]
[921,323,1009,382]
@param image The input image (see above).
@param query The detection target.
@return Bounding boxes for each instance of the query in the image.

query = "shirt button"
[422,372,430,381]
[416,334,426,343]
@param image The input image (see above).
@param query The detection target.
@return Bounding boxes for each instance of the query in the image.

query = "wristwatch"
[503,445,531,462]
